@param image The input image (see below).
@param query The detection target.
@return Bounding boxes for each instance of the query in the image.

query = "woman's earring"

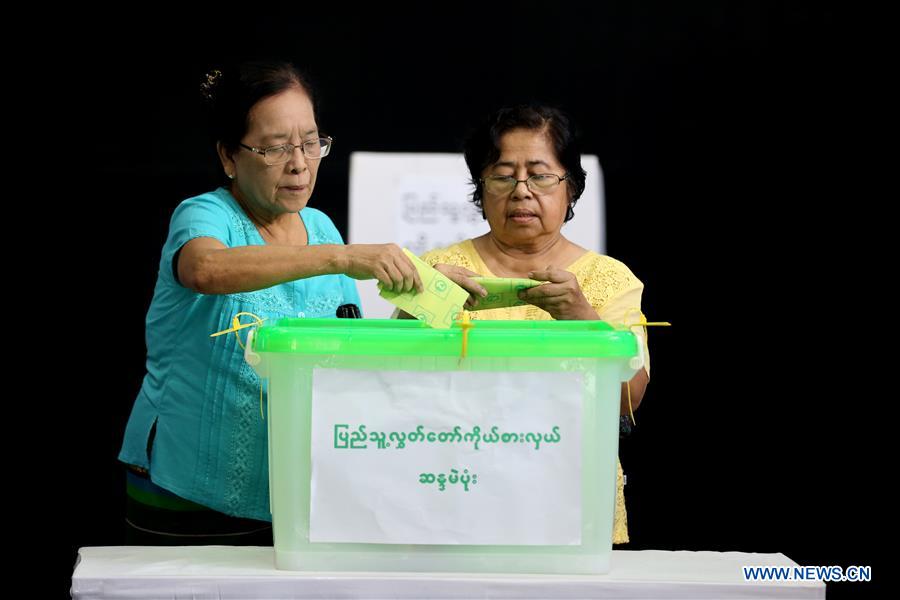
[227,173,235,180]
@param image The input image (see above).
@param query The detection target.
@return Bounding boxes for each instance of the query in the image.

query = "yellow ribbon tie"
[457,311,474,364]
[626,381,635,426]
[210,312,266,349]
[621,308,671,425]
[210,312,267,419]
[622,307,671,332]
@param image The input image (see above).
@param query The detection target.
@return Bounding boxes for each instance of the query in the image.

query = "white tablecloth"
[71,546,825,599]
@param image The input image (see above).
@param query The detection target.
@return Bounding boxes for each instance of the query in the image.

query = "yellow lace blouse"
[420,239,649,544]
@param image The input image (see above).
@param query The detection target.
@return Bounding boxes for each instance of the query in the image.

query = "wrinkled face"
[224,87,321,218]
[480,127,571,246]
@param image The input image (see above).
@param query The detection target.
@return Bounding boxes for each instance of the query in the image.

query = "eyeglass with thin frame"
[480,173,569,195]
[239,136,333,165]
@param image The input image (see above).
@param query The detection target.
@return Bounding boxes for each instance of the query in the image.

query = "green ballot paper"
[379,249,469,328]
[470,277,544,311]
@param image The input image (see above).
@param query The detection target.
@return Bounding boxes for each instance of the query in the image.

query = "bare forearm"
[620,368,649,416]
[186,245,348,294]
[574,303,600,320]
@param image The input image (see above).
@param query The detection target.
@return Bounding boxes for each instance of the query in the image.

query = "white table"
[71,546,825,599]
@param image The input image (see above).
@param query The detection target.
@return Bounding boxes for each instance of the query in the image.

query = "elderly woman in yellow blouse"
[419,104,649,544]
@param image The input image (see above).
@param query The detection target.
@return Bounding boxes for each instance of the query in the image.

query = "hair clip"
[200,68,223,101]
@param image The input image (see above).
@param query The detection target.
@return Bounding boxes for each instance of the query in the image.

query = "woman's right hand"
[433,264,488,309]
[342,244,423,293]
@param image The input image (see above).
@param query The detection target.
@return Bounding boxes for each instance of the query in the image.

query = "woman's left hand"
[518,267,600,321]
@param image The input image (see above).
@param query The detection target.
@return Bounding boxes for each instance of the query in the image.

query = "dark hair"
[200,60,316,155]
[463,104,587,222]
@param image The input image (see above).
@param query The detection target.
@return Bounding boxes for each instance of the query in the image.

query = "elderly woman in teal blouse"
[119,61,421,544]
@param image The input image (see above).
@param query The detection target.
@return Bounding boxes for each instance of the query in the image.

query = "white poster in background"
[348,152,605,318]
[394,173,486,255]
[309,369,583,545]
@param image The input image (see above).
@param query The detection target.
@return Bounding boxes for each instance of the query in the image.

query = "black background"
[49,3,885,598]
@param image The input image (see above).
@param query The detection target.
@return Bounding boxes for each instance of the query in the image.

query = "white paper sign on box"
[310,369,583,545]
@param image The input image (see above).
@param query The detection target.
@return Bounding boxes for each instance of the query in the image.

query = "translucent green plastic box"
[247,318,640,574]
